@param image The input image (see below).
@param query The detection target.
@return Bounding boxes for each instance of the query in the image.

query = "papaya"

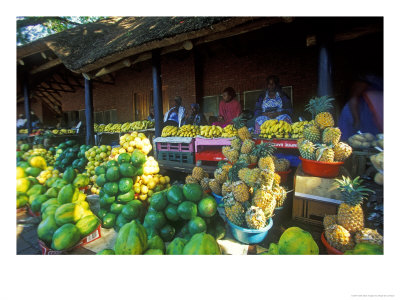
[42,204,59,220]
[63,167,77,183]
[77,192,87,203]
[27,184,45,197]
[183,183,203,203]
[25,167,42,177]
[51,223,81,251]
[44,187,59,198]
[144,249,163,255]
[277,227,319,255]
[265,243,279,255]
[54,203,85,226]
[166,237,188,255]
[130,149,146,167]
[344,243,383,255]
[52,179,68,189]
[30,195,48,212]
[121,200,143,221]
[17,178,31,193]
[45,177,58,188]
[37,214,59,246]
[182,232,221,255]
[114,220,148,255]
[149,191,168,211]
[177,201,197,220]
[97,249,115,255]
[17,193,29,209]
[188,216,207,235]
[73,174,90,188]
[75,215,100,237]
[106,166,120,182]
[118,178,133,194]
[206,214,226,240]
[110,203,125,215]
[164,203,180,222]
[57,184,75,204]
[166,185,184,205]
[117,189,135,203]
[119,163,135,177]
[16,166,26,179]
[147,235,165,253]
[143,221,159,239]
[29,156,47,170]
[115,213,129,232]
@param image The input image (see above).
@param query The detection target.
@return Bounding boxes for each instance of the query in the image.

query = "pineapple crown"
[252,142,276,158]
[228,161,248,182]
[335,176,375,206]
[305,96,335,118]
[232,116,247,130]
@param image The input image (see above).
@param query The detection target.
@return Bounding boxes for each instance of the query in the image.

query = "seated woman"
[212,87,242,128]
[163,96,186,127]
[185,103,208,126]
[254,75,293,133]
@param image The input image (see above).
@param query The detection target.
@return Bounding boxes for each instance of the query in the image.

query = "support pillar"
[152,50,163,137]
[84,78,95,145]
[23,77,32,134]
[317,33,334,97]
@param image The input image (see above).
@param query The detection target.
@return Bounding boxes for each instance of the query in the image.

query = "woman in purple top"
[254,75,293,133]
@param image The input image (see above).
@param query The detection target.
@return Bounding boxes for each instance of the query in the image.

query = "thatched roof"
[18,17,269,73]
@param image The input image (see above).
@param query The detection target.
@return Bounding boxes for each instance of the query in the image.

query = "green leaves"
[335,176,375,206]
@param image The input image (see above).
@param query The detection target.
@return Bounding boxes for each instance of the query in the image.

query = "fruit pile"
[21,147,55,166]
[370,151,383,185]
[176,124,200,137]
[51,129,76,135]
[323,176,383,253]
[141,183,225,246]
[54,141,91,173]
[200,125,223,138]
[36,166,60,185]
[290,120,313,139]
[83,145,111,194]
[95,121,154,133]
[259,119,292,139]
[347,132,383,149]
[185,165,210,192]
[161,126,178,137]
[221,124,238,137]
[298,96,353,162]
[111,132,152,156]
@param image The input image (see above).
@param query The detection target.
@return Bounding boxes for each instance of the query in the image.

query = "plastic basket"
[156,140,194,153]
[227,218,273,244]
[299,157,344,178]
[321,232,344,255]
[157,151,194,164]
[211,192,223,205]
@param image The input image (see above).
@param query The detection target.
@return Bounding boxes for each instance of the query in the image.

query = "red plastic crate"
[195,150,227,162]
[156,140,195,152]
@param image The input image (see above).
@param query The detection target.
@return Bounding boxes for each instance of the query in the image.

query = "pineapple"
[323,215,337,229]
[222,146,239,164]
[185,175,198,184]
[298,140,316,160]
[258,156,275,172]
[192,166,206,181]
[273,173,281,186]
[245,206,267,229]
[221,163,232,172]
[260,170,275,190]
[238,153,251,164]
[233,116,252,141]
[224,193,245,226]
[335,176,374,233]
[354,228,383,246]
[322,127,341,146]
[214,168,228,184]
[200,177,210,191]
[209,179,222,195]
[232,180,250,203]
[303,124,321,143]
[249,154,258,164]
[315,144,335,162]
[333,142,353,162]
[239,168,261,187]
[273,185,286,207]
[274,158,290,172]
[325,224,355,252]
[241,139,255,154]
[231,137,242,151]
[305,95,335,130]
[252,187,276,218]
[221,181,232,196]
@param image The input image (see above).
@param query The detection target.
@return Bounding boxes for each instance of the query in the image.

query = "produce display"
[298,96,353,162]
[111,132,152,156]
[21,147,55,166]
[200,125,223,138]
[323,176,383,253]
[176,124,200,137]
[370,151,383,185]
[51,129,76,135]
[221,124,238,137]
[161,126,178,137]
[259,119,292,139]
[347,133,383,149]
[94,121,154,133]
[54,140,90,173]
[83,145,111,194]
[289,120,313,139]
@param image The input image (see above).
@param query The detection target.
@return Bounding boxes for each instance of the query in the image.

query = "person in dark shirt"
[185,103,208,126]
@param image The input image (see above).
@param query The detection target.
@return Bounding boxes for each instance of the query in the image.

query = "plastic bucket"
[299,157,344,178]
[277,169,291,183]
[227,218,273,244]
[211,192,223,205]
[321,232,344,255]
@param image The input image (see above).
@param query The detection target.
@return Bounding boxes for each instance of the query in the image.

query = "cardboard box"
[292,195,339,226]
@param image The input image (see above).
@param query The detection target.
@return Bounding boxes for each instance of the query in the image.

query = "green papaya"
[183,183,203,203]
[182,232,221,255]
[37,214,59,246]
[121,200,143,221]
[51,223,81,251]
[54,203,85,226]
[63,167,77,183]
[114,220,148,255]
[40,198,59,213]
[17,193,29,209]
[166,237,188,255]
[110,203,125,215]
[147,235,165,253]
[44,187,59,198]
[27,184,45,197]
[115,214,129,232]
[166,185,184,205]
[144,249,163,255]
[73,174,90,188]
[75,215,100,237]
[42,204,59,220]
[57,184,75,204]
[30,195,48,212]
[149,191,168,211]
[97,249,115,255]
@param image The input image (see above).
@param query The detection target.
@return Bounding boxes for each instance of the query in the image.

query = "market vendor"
[147,106,155,122]
[254,75,293,133]
[212,87,242,128]
[184,103,208,126]
[163,96,186,127]
[17,114,27,129]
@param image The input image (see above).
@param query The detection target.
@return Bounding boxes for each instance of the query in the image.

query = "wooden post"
[317,33,333,97]
[23,77,32,134]
[152,50,163,137]
[84,78,95,145]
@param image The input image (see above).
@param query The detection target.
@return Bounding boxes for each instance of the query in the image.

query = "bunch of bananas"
[200,125,223,138]
[161,126,179,137]
[130,120,155,131]
[18,129,28,134]
[51,129,76,135]
[94,123,105,133]
[121,122,132,132]
[221,124,238,137]
[101,123,122,133]
[259,119,292,139]
[290,120,313,139]
[176,124,200,137]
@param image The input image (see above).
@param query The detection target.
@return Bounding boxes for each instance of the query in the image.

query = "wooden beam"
[42,81,61,97]
[17,40,49,60]
[29,58,62,75]
[94,59,131,78]
[55,72,79,90]
[35,89,62,106]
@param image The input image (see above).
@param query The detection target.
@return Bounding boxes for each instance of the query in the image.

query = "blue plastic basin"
[227,218,274,244]
[211,192,223,205]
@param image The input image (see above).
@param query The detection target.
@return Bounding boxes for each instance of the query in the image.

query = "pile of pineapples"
[185,164,211,192]
[298,96,353,162]
[323,176,383,252]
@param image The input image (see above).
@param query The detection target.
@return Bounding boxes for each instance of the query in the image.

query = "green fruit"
[149,191,168,211]
[57,184,75,204]
[75,215,100,237]
[266,243,279,255]
[52,179,68,189]
[25,166,42,177]
[121,200,143,221]
[37,214,59,246]
[27,176,39,186]
[97,249,115,255]
[118,153,131,164]
[42,205,59,220]
[51,223,81,251]
[44,187,59,198]
[17,193,29,209]
[147,235,165,253]
[164,203,180,222]
[63,167,77,183]
[206,214,226,240]
[188,216,207,235]
[95,166,106,176]
[144,249,163,255]
[134,166,143,177]
[166,185,184,205]
[177,201,197,220]
[45,177,57,188]
[114,220,148,255]
[130,149,146,167]
[183,183,203,203]
[115,213,129,231]
[198,197,217,218]
[344,243,383,255]
[166,237,188,255]
[16,166,26,179]
[99,196,112,210]
[27,184,45,197]
[117,190,135,203]
[54,203,85,226]
[106,160,118,168]
[17,178,31,193]
[40,198,59,213]
[106,166,120,182]
[159,224,176,242]
[73,174,90,188]
[104,182,119,196]
[17,161,30,170]
[30,195,48,213]
[102,213,117,229]
[97,208,108,219]
[183,232,221,255]
[118,178,133,194]
[143,222,159,239]
[96,174,107,187]
[119,163,135,177]
[110,203,125,215]
[277,227,319,255]
[144,211,167,230]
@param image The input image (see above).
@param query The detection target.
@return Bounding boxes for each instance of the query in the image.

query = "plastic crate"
[157,151,195,164]
[195,150,226,162]
[156,140,195,152]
